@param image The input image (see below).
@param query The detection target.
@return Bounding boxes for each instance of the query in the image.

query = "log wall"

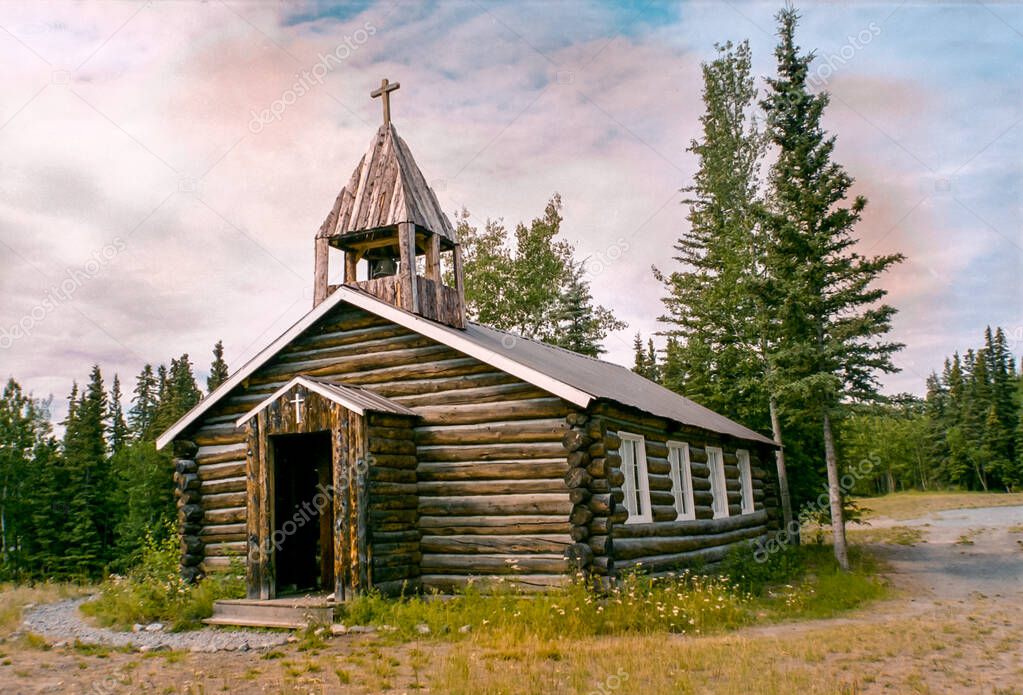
[182,304,574,591]
[591,402,780,576]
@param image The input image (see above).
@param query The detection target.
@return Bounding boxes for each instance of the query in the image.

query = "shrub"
[81,526,244,631]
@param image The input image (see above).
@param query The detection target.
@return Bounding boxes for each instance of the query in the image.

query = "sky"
[1,0,1021,424]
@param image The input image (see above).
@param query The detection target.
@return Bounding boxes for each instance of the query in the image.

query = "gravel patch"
[22,598,291,652]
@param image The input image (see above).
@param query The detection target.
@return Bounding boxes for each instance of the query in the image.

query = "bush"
[81,526,244,631]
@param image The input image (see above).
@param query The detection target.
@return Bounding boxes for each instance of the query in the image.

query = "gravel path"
[867,504,1023,601]
[22,598,291,652]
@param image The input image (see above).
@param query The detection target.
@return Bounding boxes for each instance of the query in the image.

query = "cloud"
[1,0,1020,424]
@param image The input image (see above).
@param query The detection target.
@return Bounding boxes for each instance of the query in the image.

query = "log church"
[157,79,783,624]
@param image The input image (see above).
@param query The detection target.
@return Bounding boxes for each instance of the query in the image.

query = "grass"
[855,490,1023,521]
[338,544,887,642]
[0,582,90,637]
[844,524,925,546]
[429,601,1023,695]
[80,530,245,632]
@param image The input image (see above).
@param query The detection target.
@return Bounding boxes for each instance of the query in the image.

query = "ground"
[2,492,1021,694]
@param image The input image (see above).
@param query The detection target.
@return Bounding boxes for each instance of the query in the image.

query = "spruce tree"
[761,7,904,569]
[62,367,112,576]
[108,375,129,455]
[207,340,229,392]
[129,364,159,440]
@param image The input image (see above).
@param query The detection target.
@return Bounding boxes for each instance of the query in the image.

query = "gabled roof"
[236,376,416,427]
[156,286,776,449]
[317,123,456,244]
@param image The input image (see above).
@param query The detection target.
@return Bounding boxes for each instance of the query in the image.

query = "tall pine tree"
[761,7,904,569]
[207,340,229,392]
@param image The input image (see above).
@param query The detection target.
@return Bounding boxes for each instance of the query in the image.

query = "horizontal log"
[420,553,569,575]
[281,330,429,364]
[613,510,768,538]
[200,522,246,538]
[417,442,566,462]
[368,426,415,441]
[420,574,570,593]
[420,534,572,554]
[393,380,543,408]
[373,552,423,569]
[616,541,759,573]
[418,478,567,496]
[204,541,246,557]
[198,461,246,482]
[374,579,422,597]
[414,398,570,425]
[368,438,416,455]
[417,459,567,481]
[419,494,570,516]
[415,419,568,446]
[199,476,246,495]
[369,467,416,483]
[612,525,766,560]
[369,454,418,470]
[419,515,570,535]
[201,491,247,510]
[196,446,247,466]
[203,507,246,525]
[193,428,245,447]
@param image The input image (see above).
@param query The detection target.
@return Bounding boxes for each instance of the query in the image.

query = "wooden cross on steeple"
[371,78,400,125]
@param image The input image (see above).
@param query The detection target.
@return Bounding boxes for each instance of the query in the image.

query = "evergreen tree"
[554,263,625,356]
[761,7,904,569]
[207,340,229,392]
[129,364,159,439]
[108,374,129,455]
[0,380,58,578]
[61,366,112,576]
[632,333,647,375]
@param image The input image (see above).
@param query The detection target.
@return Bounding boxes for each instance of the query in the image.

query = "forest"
[1,7,1020,582]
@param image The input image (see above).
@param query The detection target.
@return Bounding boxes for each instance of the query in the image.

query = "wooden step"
[204,597,337,630]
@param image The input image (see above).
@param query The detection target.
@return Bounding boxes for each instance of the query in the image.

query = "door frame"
[243,384,369,600]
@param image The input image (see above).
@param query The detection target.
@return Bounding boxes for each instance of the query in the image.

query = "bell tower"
[313,78,465,329]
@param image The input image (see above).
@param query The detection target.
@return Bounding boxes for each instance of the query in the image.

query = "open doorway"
[272,432,333,595]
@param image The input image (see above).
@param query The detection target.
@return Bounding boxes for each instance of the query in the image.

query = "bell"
[369,257,397,279]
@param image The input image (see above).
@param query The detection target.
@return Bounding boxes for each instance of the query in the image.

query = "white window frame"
[667,441,696,521]
[618,432,652,524]
[736,449,755,514]
[706,446,729,519]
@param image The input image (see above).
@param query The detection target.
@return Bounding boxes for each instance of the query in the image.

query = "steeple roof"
[317,123,456,245]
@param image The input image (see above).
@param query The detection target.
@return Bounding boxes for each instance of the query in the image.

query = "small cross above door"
[290,391,305,423]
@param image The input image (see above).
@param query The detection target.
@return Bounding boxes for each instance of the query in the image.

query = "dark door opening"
[272,432,333,595]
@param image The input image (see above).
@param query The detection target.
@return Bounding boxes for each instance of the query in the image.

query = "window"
[667,441,695,521]
[736,449,755,514]
[706,446,728,518]
[618,432,652,524]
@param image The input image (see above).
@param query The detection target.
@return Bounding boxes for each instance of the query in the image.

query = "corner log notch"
[173,439,204,582]
[561,413,624,583]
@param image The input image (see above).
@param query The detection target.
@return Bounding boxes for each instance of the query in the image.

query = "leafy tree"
[458,195,624,355]
[207,340,229,392]
[761,7,904,569]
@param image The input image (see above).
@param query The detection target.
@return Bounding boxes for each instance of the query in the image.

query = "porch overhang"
[235,375,416,428]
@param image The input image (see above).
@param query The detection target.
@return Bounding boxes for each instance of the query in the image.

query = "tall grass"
[80,528,244,631]
[342,544,887,641]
